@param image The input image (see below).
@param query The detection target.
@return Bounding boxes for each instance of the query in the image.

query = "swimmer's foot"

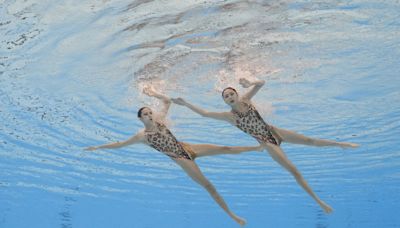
[319,200,333,214]
[230,214,246,226]
[338,142,359,149]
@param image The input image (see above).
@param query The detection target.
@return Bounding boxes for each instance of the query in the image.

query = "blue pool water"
[1,0,399,227]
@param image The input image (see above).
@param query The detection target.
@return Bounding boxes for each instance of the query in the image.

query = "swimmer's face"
[139,108,153,124]
[222,88,238,106]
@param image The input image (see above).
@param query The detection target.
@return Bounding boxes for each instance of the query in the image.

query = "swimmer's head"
[138,107,153,124]
[222,87,239,106]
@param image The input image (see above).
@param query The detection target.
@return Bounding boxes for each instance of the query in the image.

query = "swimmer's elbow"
[163,98,172,104]
[201,112,210,117]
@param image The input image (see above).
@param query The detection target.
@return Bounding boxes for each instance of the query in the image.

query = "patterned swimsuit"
[232,102,281,145]
[144,122,192,160]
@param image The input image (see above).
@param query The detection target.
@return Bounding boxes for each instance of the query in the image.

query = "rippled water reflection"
[1,0,399,227]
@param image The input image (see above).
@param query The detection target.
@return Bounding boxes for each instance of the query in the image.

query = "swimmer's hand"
[143,86,156,97]
[84,146,98,151]
[239,78,252,88]
[143,86,171,103]
[171,98,187,106]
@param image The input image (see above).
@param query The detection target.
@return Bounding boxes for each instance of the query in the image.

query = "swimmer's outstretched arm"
[172,98,234,123]
[143,86,171,120]
[85,131,145,151]
[239,77,265,100]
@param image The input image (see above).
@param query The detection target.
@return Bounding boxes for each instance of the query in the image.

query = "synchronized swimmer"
[86,77,359,225]
[86,87,263,226]
[172,77,359,214]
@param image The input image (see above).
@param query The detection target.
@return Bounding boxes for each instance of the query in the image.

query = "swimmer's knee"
[284,163,300,177]
[203,182,216,192]
[308,139,315,145]
[293,170,302,179]
[204,182,213,189]
[288,167,302,179]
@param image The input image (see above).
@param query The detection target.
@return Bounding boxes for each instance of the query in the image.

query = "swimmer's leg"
[173,158,246,226]
[263,143,333,213]
[187,143,262,158]
[273,127,359,148]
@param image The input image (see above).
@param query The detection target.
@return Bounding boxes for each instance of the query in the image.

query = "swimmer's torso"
[232,102,280,145]
[144,122,192,160]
